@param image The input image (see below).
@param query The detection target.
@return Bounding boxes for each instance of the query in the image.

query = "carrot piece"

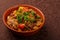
[23,7,29,12]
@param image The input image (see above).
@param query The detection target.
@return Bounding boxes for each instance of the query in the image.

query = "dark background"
[0,0,60,40]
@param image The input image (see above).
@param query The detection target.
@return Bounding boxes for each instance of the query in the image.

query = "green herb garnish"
[23,12,29,16]
[30,18,36,23]
[17,14,23,23]
[31,10,35,16]
[36,16,40,19]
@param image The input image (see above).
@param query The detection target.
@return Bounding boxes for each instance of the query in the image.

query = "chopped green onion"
[36,16,40,19]
[31,10,35,16]
[30,18,36,23]
[24,16,28,21]
[23,12,29,16]
[17,14,23,23]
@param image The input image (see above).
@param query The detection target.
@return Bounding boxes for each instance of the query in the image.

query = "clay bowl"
[3,4,45,36]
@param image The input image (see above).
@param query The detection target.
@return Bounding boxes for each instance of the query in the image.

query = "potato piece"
[36,22,41,26]
[7,21,11,25]
[12,19,18,26]
[18,6,24,13]
[7,16,10,20]
[10,10,17,16]
[17,28,22,32]
[7,16,12,20]
[13,10,17,17]
[7,17,18,26]
[13,24,18,30]
[18,7,24,10]
[33,26,38,30]
[13,10,16,14]
[36,20,42,26]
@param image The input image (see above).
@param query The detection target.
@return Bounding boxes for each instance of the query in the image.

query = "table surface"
[0,0,60,40]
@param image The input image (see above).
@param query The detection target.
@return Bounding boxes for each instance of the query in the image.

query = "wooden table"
[0,0,60,40]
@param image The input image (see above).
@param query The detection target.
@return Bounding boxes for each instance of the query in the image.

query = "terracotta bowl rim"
[3,4,45,33]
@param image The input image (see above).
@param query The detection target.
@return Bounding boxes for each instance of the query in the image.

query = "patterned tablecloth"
[0,0,60,40]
